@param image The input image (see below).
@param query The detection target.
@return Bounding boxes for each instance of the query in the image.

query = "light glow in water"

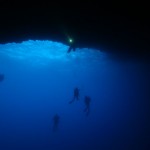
[0,40,106,66]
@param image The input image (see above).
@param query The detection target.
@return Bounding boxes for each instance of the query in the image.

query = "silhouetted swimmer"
[0,74,4,82]
[67,38,76,53]
[53,114,60,132]
[84,96,91,116]
[69,87,80,104]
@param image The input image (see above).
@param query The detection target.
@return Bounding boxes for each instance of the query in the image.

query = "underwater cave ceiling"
[0,4,149,60]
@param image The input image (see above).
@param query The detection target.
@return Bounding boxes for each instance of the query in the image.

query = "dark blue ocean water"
[0,40,150,150]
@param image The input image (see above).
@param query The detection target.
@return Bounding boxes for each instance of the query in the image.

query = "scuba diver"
[69,87,80,104]
[52,114,60,132]
[0,74,4,82]
[84,96,91,116]
[67,38,76,53]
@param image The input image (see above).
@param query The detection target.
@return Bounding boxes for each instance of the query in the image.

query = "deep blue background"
[0,42,150,150]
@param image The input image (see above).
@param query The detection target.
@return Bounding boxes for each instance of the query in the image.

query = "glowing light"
[69,38,73,43]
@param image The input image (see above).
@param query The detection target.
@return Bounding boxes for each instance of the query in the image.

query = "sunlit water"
[0,40,149,150]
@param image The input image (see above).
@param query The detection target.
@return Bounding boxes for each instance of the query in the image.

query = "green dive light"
[69,38,73,43]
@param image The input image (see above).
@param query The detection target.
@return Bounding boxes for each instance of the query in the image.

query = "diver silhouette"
[0,74,4,82]
[53,114,60,132]
[69,87,80,104]
[84,96,91,116]
[67,40,76,53]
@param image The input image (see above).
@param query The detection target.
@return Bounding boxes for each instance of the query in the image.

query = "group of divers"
[53,87,91,132]
[0,41,89,132]
[0,74,91,132]
[54,39,90,131]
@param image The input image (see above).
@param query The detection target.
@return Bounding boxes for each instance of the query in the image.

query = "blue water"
[0,40,149,150]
